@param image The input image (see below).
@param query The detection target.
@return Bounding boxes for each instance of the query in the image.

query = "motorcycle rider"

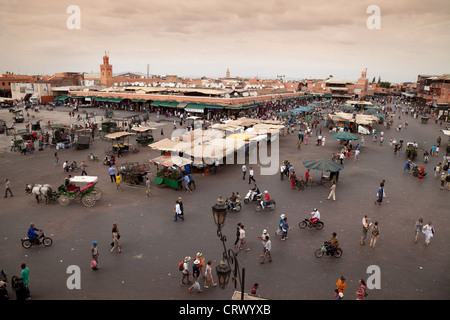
[235,192,242,204]
[250,184,260,201]
[27,223,41,245]
[227,192,237,210]
[310,208,321,227]
[262,190,270,208]
[326,232,339,256]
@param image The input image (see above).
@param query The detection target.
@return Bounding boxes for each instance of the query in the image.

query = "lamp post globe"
[212,195,228,229]
[215,259,231,289]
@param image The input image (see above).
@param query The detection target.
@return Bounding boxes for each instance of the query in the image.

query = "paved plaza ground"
[0,105,449,300]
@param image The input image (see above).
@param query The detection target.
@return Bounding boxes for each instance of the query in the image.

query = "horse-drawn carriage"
[25,184,58,204]
[57,176,102,207]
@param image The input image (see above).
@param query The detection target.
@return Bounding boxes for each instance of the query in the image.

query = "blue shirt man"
[27,224,39,241]
[109,166,116,182]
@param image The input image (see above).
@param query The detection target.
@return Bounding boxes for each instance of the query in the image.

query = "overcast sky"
[1,0,449,83]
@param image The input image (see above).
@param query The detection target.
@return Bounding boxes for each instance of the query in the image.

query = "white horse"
[25,184,53,204]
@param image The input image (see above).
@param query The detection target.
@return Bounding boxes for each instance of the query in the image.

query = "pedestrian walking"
[361,215,372,245]
[174,197,184,221]
[258,229,269,257]
[369,222,380,248]
[20,263,31,299]
[4,179,13,198]
[422,221,435,246]
[237,224,250,252]
[204,261,217,288]
[234,223,242,247]
[242,164,247,180]
[280,217,289,241]
[327,181,336,201]
[356,279,368,300]
[259,234,272,264]
[145,177,152,197]
[53,152,59,167]
[80,161,88,176]
[335,276,346,300]
[434,163,441,178]
[194,252,206,278]
[354,148,360,161]
[180,256,191,285]
[440,172,446,190]
[414,218,423,243]
[182,174,192,194]
[290,171,297,190]
[110,223,122,253]
[188,173,196,190]
[188,260,203,294]
[115,174,122,191]
[109,166,116,183]
[374,185,384,205]
[321,136,326,146]
[248,167,255,184]
[91,241,99,270]
[276,214,285,236]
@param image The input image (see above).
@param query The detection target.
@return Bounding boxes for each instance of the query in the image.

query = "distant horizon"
[1,0,449,85]
[1,69,431,84]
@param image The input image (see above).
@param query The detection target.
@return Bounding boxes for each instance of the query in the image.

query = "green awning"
[151,101,178,108]
[204,104,224,110]
[54,95,69,101]
[185,103,206,113]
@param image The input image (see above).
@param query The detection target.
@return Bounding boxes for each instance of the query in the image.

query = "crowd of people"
[1,94,448,301]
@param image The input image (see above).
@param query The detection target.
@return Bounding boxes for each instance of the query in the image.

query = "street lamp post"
[212,195,246,300]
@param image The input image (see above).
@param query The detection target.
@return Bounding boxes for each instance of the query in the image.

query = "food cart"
[150,155,192,190]
[132,126,156,145]
[73,128,91,150]
[104,131,135,156]
[12,110,25,123]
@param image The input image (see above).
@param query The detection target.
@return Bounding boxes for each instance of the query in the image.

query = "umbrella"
[331,131,359,141]
[303,158,344,173]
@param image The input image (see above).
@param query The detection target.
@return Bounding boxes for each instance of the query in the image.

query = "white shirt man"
[310,209,320,224]
[242,164,247,180]
[354,149,360,161]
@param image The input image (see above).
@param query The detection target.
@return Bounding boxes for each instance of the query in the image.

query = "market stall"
[150,155,192,190]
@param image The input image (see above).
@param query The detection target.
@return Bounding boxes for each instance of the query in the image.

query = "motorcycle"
[21,231,53,249]
[299,218,324,230]
[255,199,276,212]
[227,198,242,212]
[244,189,262,204]
[315,241,342,258]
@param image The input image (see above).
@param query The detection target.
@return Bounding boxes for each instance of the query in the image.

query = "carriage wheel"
[81,194,96,207]
[58,194,70,206]
[91,187,103,200]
